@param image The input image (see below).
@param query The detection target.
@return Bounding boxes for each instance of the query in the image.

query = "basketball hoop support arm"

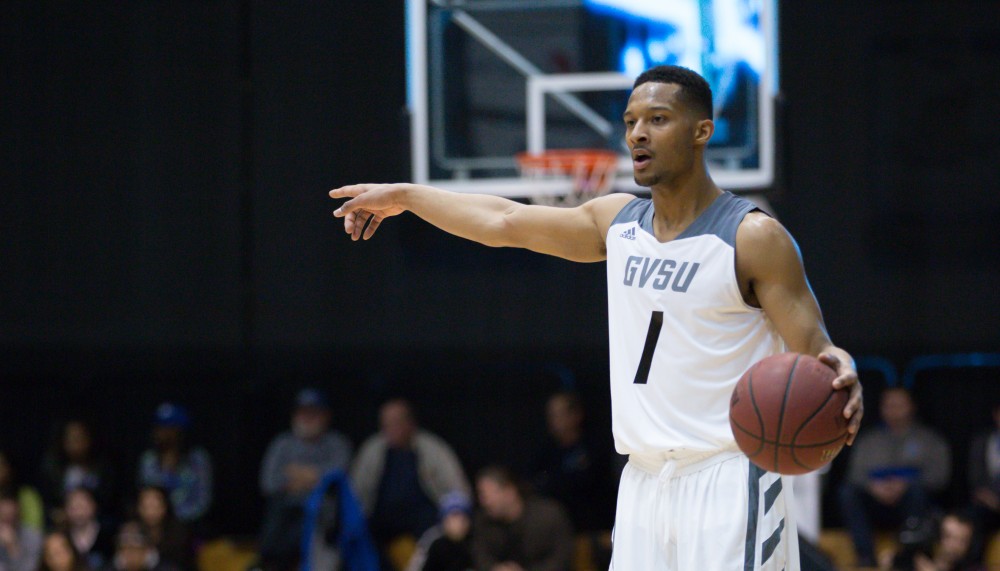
[445,9,614,141]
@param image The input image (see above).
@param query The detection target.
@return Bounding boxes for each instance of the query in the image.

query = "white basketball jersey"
[606,192,784,457]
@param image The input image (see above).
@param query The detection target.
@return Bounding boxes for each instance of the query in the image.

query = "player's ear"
[693,118,714,146]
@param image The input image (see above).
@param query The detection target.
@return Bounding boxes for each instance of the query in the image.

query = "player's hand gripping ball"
[729,352,849,475]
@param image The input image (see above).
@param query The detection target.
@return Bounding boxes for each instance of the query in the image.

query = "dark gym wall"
[2,1,998,533]
[776,2,1000,355]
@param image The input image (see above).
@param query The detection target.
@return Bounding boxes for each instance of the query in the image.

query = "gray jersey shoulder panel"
[609,192,761,246]
[675,191,761,247]
[610,196,654,233]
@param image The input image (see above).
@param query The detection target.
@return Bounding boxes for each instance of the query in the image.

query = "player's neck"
[648,168,722,242]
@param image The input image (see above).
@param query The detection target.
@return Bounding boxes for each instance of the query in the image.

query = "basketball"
[729,352,849,475]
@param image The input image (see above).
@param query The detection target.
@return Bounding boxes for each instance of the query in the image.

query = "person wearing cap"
[257,388,353,571]
[136,403,213,526]
[405,491,474,571]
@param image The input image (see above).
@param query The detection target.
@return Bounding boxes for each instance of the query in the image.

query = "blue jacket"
[301,469,379,571]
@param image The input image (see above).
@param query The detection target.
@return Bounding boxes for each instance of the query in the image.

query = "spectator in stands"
[405,491,474,571]
[0,491,42,571]
[104,522,178,571]
[257,388,352,571]
[968,403,1000,532]
[36,529,90,571]
[879,511,983,571]
[839,387,952,567]
[136,403,213,526]
[134,487,190,570]
[351,399,469,570]
[40,420,115,527]
[63,487,114,570]
[0,450,44,533]
[531,391,615,534]
[472,466,574,571]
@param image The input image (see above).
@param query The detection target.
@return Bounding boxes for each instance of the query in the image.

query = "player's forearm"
[399,185,520,246]
[398,184,527,248]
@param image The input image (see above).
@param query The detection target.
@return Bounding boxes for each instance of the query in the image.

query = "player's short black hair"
[633,65,713,119]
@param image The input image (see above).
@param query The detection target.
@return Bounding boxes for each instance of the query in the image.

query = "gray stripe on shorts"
[743,463,764,570]
[761,518,786,565]
[763,478,783,515]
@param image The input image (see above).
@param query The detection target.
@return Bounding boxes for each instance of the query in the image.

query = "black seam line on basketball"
[789,383,842,469]
[730,420,849,448]
[747,366,766,458]
[773,355,800,472]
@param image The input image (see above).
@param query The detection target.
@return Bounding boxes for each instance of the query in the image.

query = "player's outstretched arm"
[736,213,864,445]
[330,183,634,263]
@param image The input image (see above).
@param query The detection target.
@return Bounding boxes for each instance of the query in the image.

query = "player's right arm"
[329,183,635,263]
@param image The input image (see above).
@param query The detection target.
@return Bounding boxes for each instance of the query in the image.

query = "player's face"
[624,82,712,189]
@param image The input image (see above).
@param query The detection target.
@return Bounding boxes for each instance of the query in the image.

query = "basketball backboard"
[407,0,779,198]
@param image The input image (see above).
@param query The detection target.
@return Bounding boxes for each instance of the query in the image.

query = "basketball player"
[329,66,863,570]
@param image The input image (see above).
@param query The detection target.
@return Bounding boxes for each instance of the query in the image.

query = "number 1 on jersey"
[633,311,664,384]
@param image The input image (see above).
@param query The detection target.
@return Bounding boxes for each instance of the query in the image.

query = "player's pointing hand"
[329,183,409,241]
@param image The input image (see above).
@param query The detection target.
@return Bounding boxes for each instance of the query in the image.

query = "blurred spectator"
[472,466,573,571]
[257,388,352,571]
[0,491,42,571]
[531,391,615,533]
[36,529,90,571]
[968,403,1000,532]
[103,522,178,571]
[839,387,952,567]
[351,399,469,569]
[40,420,115,527]
[405,491,474,571]
[879,511,984,571]
[134,487,190,570]
[0,451,44,533]
[136,404,212,525]
[63,487,114,570]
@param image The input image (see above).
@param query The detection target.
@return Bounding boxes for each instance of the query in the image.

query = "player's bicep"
[502,194,633,262]
[739,216,831,355]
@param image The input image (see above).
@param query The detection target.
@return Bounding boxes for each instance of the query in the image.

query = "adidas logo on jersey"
[620,227,636,240]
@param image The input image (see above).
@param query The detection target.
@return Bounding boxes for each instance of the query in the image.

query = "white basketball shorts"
[609,449,799,570]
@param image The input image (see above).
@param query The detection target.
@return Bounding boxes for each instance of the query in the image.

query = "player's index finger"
[328,184,367,199]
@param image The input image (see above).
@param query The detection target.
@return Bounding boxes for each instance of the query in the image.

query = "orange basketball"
[729,352,849,475]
